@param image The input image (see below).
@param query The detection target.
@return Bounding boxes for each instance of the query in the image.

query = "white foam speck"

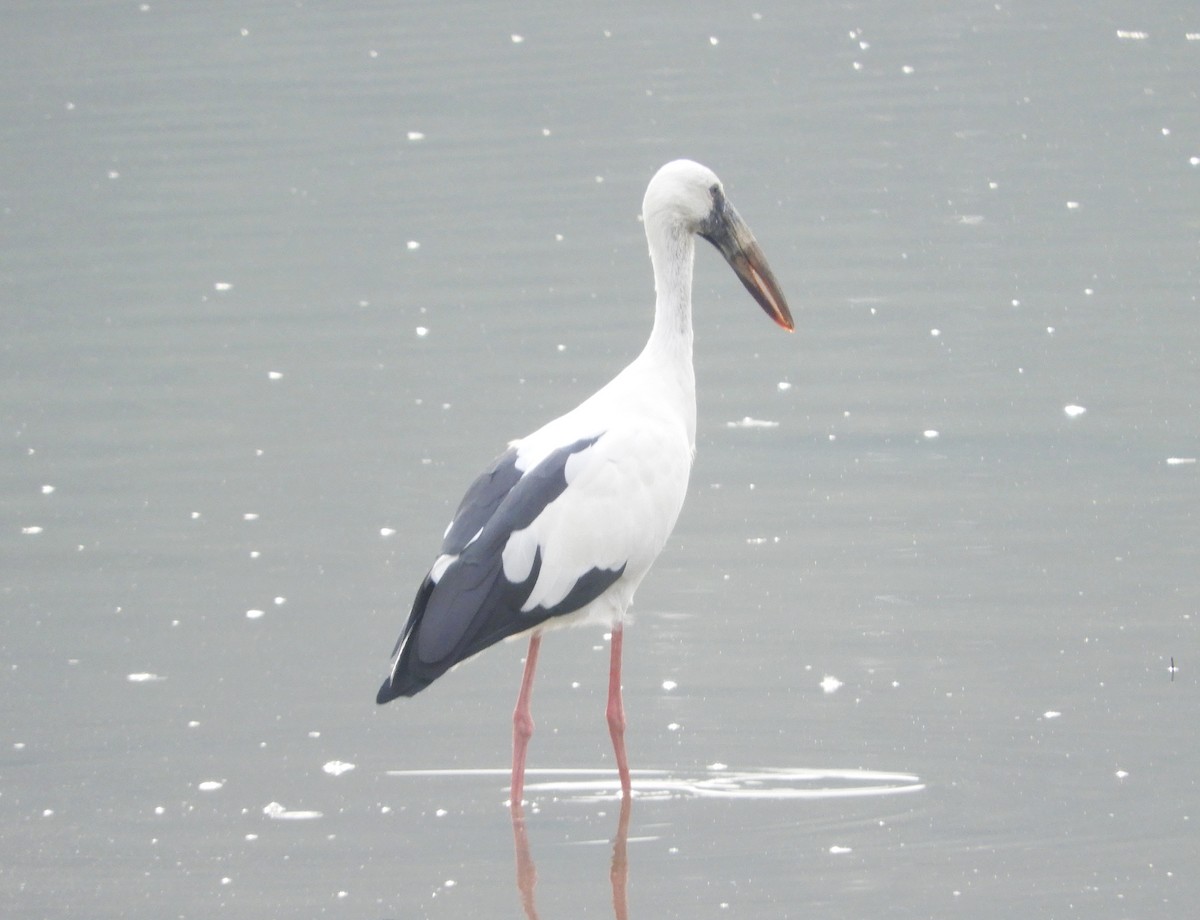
[667,722,681,731]
[1043,711,1061,719]
[21,526,43,535]
[1116,30,1148,40]
[923,430,939,439]
[1063,404,1087,418]
[267,370,283,380]
[1166,457,1196,465]
[777,381,792,391]
[198,780,224,791]
[829,845,853,854]
[707,762,728,771]
[435,808,448,817]
[263,801,323,820]
[244,512,260,521]
[709,36,719,46]
[661,680,677,691]
[820,675,844,694]
[727,417,780,429]
[41,484,55,494]
[406,240,420,250]
[127,672,166,683]
[415,326,429,337]
[380,527,396,537]
[246,609,264,620]
[407,131,425,141]
[1115,770,1129,779]
[510,34,524,43]
[214,282,233,291]
[323,760,356,777]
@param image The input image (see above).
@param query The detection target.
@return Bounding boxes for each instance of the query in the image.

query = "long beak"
[699,199,795,332]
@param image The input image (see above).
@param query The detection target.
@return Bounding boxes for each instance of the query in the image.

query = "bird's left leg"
[511,632,541,807]
[606,623,632,797]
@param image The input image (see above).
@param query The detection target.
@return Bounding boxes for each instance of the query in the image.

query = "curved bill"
[699,197,795,332]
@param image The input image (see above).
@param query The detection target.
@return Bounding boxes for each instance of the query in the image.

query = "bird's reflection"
[511,796,632,920]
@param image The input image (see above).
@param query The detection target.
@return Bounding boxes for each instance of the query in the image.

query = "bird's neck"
[644,225,696,360]
[624,222,696,449]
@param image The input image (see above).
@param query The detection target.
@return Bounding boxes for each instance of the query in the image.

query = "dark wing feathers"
[377,434,625,702]
[439,447,522,555]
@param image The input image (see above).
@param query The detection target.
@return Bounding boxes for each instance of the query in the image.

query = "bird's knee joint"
[513,712,535,741]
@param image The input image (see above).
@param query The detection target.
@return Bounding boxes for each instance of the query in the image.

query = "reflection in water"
[511,796,631,920]
[388,765,923,917]
[511,804,540,920]
[389,766,921,916]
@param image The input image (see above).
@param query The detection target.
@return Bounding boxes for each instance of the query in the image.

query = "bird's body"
[376,160,793,803]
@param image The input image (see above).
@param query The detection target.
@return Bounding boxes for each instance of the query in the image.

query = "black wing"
[377,435,626,701]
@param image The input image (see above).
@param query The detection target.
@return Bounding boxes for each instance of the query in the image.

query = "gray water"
[3,2,1197,917]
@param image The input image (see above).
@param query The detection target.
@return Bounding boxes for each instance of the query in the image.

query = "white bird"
[376,159,794,804]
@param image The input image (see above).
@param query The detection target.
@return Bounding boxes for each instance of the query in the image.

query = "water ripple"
[386,766,924,801]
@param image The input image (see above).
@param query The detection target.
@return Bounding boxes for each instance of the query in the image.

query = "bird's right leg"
[511,632,542,807]
[606,623,632,797]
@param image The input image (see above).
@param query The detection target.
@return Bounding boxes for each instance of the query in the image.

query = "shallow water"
[3,2,1197,917]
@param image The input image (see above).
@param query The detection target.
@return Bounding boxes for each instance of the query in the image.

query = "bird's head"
[643,159,794,332]
[642,159,725,234]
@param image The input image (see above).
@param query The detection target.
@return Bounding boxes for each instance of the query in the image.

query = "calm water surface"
[3,2,1196,917]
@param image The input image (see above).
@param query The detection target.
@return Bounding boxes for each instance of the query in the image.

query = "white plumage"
[376,160,793,803]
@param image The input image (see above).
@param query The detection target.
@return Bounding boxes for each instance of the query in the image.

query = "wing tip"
[375,679,399,705]
[375,670,433,703]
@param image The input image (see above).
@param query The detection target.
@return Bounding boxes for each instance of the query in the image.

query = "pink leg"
[610,794,632,920]
[606,624,632,797]
[511,633,541,807]
[511,806,540,919]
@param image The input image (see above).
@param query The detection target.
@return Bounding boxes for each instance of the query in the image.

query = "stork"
[376,160,794,804]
